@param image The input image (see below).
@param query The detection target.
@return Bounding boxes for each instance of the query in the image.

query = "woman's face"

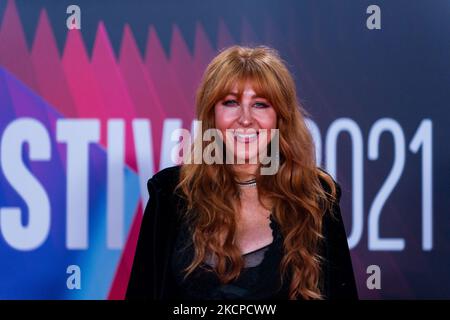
[214,81,277,163]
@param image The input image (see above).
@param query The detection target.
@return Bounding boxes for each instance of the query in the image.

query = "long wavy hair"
[176,45,336,299]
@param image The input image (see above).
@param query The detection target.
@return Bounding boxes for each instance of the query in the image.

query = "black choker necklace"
[236,178,257,188]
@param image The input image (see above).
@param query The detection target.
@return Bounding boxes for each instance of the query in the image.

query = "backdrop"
[0,0,448,299]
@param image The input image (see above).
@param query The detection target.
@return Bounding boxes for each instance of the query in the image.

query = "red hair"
[177,45,336,299]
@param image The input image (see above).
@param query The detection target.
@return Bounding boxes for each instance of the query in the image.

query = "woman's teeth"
[234,132,258,142]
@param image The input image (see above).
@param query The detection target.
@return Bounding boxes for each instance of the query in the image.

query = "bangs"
[212,61,282,108]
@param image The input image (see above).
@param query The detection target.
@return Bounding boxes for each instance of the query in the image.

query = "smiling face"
[214,81,277,163]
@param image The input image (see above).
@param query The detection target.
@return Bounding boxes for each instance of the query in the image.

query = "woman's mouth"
[233,131,259,143]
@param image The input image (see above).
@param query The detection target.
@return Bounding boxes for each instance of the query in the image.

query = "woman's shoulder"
[316,167,341,202]
[148,165,182,194]
[145,165,185,222]
[315,167,347,244]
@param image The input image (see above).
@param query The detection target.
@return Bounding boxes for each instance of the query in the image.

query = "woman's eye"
[254,102,269,108]
[222,100,238,106]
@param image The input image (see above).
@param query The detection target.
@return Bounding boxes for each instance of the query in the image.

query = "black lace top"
[170,215,290,300]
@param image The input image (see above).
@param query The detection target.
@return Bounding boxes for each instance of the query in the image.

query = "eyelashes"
[254,102,270,108]
[222,100,270,108]
[222,99,238,106]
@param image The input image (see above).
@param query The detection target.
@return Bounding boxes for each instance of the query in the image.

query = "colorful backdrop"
[0,0,449,299]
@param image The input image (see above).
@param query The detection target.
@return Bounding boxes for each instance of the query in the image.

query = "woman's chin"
[235,153,259,164]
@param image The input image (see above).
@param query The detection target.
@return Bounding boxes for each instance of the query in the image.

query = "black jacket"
[125,165,358,300]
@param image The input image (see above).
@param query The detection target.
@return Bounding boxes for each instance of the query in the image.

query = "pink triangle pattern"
[0,0,277,299]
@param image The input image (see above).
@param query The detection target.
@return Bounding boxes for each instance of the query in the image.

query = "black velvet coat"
[125,165,358,300]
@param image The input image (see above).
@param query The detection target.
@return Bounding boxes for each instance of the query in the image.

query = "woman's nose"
[237,105,253,126]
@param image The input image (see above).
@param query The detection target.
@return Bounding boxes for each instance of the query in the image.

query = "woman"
[126,45,357,300]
